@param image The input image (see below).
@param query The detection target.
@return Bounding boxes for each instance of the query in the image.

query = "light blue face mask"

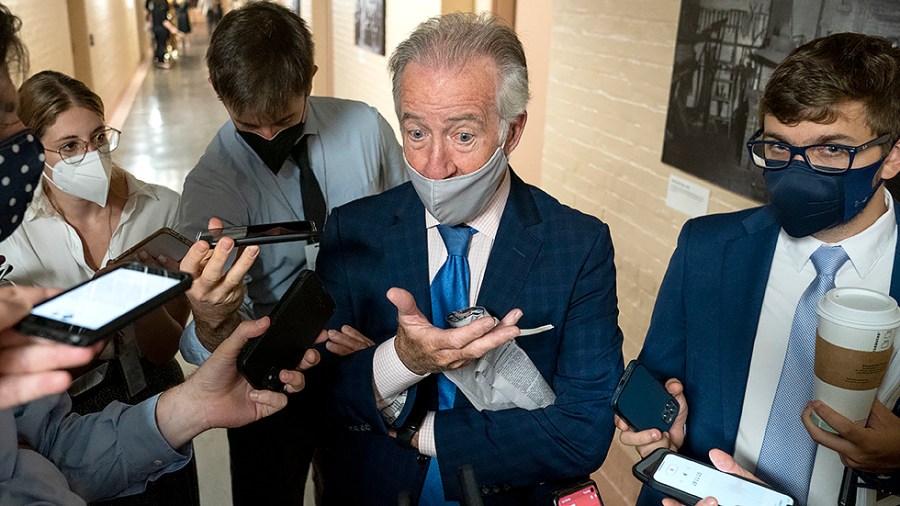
[405,146,508,226]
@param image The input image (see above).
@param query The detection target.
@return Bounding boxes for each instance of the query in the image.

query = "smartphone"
[610,360,679,432]
[110,227,194,264]
[237,269,334,391]
[633,448,795,506]
[15,263,192,346]
[553,480,604,506]
[197,220,318,247]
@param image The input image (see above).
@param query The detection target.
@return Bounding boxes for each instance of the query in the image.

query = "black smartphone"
[197,220,318,247]
[237,269,334,391]
[610,359,679,432]
[553,480,604,506]
[633,448,795,506]
[15,263,192,346]
[111,227,194,264]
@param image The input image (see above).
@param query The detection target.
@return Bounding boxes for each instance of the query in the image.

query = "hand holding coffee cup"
[813,287,899,433]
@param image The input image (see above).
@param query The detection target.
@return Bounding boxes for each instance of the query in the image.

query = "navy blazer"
[636,204,900,504]
[312,171,624,505]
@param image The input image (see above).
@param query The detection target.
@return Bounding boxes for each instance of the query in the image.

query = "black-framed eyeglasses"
[746,129,893,174]
[45,127,121,165]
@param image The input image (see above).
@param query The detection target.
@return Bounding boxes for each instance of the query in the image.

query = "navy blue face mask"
[764,158,885,238]
[0,129,45,242]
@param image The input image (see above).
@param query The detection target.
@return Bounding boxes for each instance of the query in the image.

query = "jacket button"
[416,454,429,464]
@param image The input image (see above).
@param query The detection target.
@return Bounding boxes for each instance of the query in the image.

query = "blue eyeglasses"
[746,129,893,174]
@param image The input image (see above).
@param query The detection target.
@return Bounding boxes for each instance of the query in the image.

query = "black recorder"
[237,269,334,391]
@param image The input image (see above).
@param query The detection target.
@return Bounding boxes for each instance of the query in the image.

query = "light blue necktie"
[419,224,475,506]
[755,245,849,505]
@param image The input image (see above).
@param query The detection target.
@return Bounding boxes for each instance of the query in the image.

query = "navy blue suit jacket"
[636,204,900,504]
[313,172,624,505]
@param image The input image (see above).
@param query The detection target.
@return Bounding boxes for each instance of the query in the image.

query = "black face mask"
[0,129,45,242]
[237,121,306,174]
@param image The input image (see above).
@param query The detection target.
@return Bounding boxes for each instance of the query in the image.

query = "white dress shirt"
[372,171,511,456]
[0,170,180,288]
[736,192,900,506]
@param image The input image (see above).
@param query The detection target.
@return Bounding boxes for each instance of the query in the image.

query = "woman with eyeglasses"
[0,69,198,503]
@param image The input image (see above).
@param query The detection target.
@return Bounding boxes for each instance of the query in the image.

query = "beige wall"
[540,1,756,504]
[511,1,552,186]
[329,0,441,136]
[80,1,142,115]
[6,0,75,78]
[6,0,143,118]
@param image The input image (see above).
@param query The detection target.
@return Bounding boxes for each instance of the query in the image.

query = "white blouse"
[0,170,180,288]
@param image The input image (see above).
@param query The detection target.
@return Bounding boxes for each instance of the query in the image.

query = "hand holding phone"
[633,448,795,506]
[197,220,318,247]
[15,263,192,346]
[0,286,97,408]
[237,269,334,391]
[611,360,680,432]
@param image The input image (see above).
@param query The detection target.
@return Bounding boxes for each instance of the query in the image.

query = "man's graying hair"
[389,12,530,137]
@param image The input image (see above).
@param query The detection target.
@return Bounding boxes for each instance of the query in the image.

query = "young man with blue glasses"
[620,33,900,506]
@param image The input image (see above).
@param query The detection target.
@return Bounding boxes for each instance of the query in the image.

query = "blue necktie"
[756,245,849,505]
[419,224,475,506]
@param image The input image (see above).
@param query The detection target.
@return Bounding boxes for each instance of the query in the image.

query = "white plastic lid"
[816,287,900,330]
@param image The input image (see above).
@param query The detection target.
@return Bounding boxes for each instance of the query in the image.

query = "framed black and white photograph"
[662,0,900,202]
[355,0,386,55]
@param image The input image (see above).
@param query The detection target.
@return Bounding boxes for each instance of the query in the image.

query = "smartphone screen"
[653,453,793,506]
[555,483,603,506]
[32,268,180,330]
[18,264,191,345]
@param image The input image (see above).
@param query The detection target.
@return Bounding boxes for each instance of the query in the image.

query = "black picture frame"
[354,0,386,56]
[661,0,900,203]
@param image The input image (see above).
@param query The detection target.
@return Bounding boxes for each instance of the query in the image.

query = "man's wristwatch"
[396,389,429,450]
[396,416,423,450]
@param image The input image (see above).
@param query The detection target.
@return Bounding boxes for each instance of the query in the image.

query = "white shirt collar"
[781,190,896,278]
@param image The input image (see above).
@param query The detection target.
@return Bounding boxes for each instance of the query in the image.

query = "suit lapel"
[477,171,543,318]
[385,186,433,320]
[718,207,780,444]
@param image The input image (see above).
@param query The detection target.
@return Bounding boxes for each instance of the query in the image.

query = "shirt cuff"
[116,395,193,496]
[373,337,427,410]
[418,411,437,456]
[178,321,212,365]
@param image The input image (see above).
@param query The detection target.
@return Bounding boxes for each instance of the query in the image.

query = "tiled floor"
[112,26,235,506]
[113,24,314,506]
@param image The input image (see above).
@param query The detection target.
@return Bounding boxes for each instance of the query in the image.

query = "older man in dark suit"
[312,12,624,506]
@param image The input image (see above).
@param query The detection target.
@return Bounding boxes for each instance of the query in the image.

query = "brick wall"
[542,1,756,504]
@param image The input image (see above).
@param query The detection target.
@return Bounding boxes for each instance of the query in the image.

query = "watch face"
[446,306,488,328]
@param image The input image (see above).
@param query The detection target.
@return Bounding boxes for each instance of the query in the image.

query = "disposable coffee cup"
[813,287,899,433]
